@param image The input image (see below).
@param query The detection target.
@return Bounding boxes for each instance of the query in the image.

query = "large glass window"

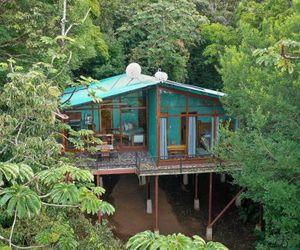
[195,116,213,156]
[121,108,147,146]
[98,90,147,148]
[159,88,218,159]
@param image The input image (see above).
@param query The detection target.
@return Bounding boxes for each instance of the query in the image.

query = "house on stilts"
[60,67,243,240]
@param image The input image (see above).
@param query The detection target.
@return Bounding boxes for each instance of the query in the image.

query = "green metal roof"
[61,73,225,107]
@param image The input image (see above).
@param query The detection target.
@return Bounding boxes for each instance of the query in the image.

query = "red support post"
[147,176,151,199]
[96,175,103,224]
[195,174,198,199]
[208,173,213,225]
[154,175,159,232]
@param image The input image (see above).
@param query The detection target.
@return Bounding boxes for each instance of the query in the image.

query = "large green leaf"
[38,165,93,186]
[0,185,41,218]
[51,183,79,205]
[79,187,114,215]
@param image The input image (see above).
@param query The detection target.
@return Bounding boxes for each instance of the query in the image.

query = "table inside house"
[167,145,186,155]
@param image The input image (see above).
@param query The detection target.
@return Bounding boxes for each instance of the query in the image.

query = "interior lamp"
[154,70,168,82]
[126,62,142,78]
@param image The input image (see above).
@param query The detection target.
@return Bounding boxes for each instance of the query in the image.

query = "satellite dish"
[126,63,142,78]
[154,70,168,82]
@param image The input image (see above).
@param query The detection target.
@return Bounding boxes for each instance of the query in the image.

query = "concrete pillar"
[99,176,103,187]
[206,227,213,240]
[194,199,200,210]
[139,176,146,186]
[183,174,188,185]
[220,173,226,183]
[146,199,152,214]
[235,195,241,207]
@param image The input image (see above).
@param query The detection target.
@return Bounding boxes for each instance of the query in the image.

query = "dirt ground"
[104,174,256,250]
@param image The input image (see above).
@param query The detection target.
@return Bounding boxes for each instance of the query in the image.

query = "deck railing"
[136,153,215,174]
[80,150,216,173]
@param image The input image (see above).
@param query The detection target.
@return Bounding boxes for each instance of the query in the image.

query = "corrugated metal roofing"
[61,73,225,107]
[163,80,225,98]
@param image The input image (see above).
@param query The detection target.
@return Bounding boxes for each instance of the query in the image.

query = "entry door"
[101,109,112,133]
[180,115,187,144]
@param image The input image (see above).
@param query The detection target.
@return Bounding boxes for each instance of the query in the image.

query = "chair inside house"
[95,134,115,160]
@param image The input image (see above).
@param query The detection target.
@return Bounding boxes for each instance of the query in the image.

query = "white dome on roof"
[126,63,142,78]
[154,70,168,82]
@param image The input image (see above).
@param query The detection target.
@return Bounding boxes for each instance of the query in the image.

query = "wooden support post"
[147,177,151,199]
[208,173,213,225]
[154,175,159,232]
[257,204,264,231]
[207,187,245,240]
[96,175,103,223]
[194,174,200,210]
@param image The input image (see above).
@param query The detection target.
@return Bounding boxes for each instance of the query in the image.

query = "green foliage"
[126,231,228,250]
[69,212,125,250]
[214,0,300,249]
[0,185,41,219]
[38,164,93,185]
[0,163,33,183]
[0,0,107,84]
[0,2,116,247]
[35,223,78,250]
[117,0,208,82]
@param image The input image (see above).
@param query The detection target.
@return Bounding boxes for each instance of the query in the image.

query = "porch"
[75,151,225,176]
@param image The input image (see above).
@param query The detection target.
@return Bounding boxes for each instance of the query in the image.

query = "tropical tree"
[0,62,115,249]
[126,231,228,250]
[0,1,118,248]
[214,0,300,249]
[0,0,108,84]
[117,0,208,82]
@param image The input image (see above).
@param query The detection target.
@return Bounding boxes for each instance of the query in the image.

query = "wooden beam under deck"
[92,168,136,175]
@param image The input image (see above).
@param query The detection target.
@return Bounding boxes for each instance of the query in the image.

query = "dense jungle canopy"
[0,0,299,249]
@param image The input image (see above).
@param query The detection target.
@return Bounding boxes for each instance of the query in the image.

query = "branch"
[0,32,28,48]
[0,235,47,249]
[60,0,67,50]
[9,210,17,247]
[258,132,277,162]
[0,145,8,154]
[60,85,78,105]
[39,192,52,199]
[280,43,300,60]
[288,174,300,183]
[15,119,26,145]
[51,51,73,79]
[41,201,80,208]
[65,8,91,36]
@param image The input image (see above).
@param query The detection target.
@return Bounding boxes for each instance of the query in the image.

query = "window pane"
[196,116,213,156]
[121,108,147,146]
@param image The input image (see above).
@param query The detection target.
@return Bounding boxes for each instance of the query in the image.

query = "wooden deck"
[75,151,232,176]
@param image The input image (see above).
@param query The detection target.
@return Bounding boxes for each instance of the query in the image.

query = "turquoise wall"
[161,92,217,145]
[148,87,157,157]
